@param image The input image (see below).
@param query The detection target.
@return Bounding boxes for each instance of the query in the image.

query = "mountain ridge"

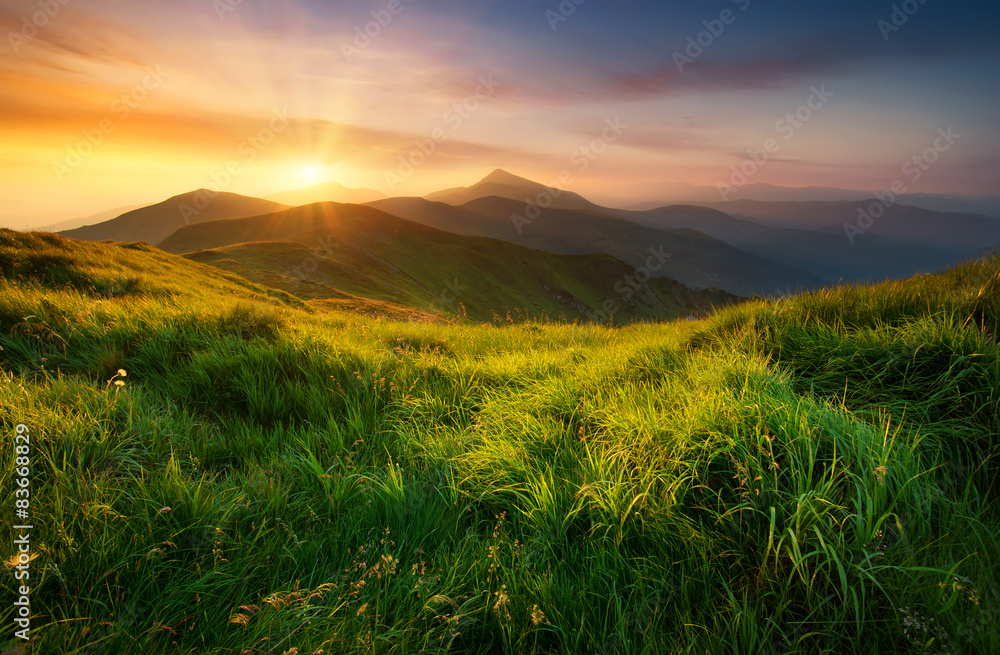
[59,190,288,246]
[266,180,387,207]
[158,201,739,322]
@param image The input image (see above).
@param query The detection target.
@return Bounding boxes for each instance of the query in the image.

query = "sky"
[1,0,998,228]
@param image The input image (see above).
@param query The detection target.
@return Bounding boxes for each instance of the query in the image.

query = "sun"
[302,165,320,182]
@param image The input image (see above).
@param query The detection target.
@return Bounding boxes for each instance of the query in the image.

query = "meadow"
[1,229,998,653]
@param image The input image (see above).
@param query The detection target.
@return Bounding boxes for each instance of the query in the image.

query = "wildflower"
[531,604,547,626]
[493,585,509,611]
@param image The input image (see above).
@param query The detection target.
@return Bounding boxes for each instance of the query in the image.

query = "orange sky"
[2,0,998,228]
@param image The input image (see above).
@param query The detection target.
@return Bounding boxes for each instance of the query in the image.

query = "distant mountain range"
[689,200,1000,253]
[266,180,386,206]
[370,195,823,296]
[616,204,960,283]
[426,169,603,212]
[51,169,1000,321]
[38,204,147,233]
[61,190,287,246]
[627,182,1000,217]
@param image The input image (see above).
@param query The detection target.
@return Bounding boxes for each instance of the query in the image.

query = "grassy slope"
[161,202,737,323]
[1,229,999,654]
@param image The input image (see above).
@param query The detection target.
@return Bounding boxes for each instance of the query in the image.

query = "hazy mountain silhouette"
[60,190,287,246]
[267,180,386,206]
[425,169,603,212]
[629,184,1000,217]
[39,204,146,233]
[693,200,1000,253]
[618,205,956,283]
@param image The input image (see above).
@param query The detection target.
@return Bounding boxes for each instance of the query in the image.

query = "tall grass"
[1,231,998,653]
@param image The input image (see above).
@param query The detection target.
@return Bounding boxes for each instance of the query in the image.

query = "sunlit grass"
[1,229,998,653]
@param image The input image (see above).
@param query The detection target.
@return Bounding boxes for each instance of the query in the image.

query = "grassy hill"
[160,202,737,323]
[371,195,824,296]
[59,190,288,246]
[1,228,998,653]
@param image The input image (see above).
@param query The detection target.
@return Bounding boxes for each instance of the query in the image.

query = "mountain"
[629,183,1000,217]
[899,193,1000,217]
[618,205,956,283]
[367,197,492,238]
[37,204,147,233]
[59,190,288,246]
[267,180,386,206]
[158,201,738,322]
[691,200,1000,253]
[425,169,603,212]
[626,182,875,208]
[369,195,823,296]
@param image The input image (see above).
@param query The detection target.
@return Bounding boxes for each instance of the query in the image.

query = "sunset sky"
[1,0,998,228]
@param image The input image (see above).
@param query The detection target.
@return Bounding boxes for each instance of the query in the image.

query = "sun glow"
[302,165,320,182]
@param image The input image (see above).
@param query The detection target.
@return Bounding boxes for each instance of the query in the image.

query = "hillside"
[1,228,998,653]
[370,195,824,296]
[59,190,288,246]
[158,202,738,323]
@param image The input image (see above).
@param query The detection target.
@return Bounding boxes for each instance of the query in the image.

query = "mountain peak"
[476,169,535,187]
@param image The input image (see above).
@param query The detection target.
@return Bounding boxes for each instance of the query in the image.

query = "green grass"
[1,229,998,653]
